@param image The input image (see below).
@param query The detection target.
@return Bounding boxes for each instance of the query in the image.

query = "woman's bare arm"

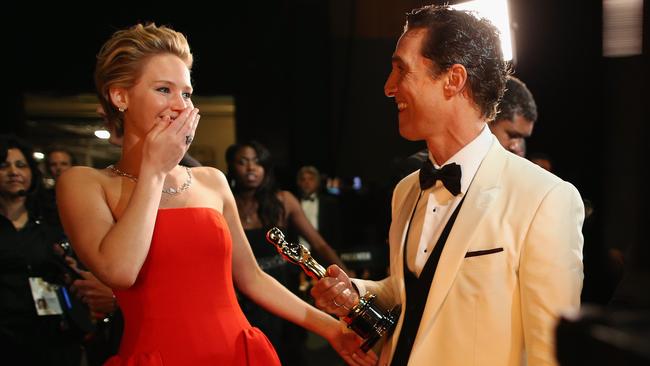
[217,172,375,365]
[56,166,163,289]
[57,108,198,289]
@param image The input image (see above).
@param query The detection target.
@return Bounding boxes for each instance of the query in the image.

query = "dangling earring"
[118,106,126,112]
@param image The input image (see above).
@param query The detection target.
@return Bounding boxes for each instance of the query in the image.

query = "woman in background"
[0,135,83,365]
[226,141,349,364]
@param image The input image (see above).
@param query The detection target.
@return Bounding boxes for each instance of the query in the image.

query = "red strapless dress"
[104,207,281,366]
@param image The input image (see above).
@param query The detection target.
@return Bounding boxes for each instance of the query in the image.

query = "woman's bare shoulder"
[56,166,114,219]
[190,167,233,200]
[276,190,300,208]
[276,190,289,199]
[190,166,227,184]
[57,166,108,188]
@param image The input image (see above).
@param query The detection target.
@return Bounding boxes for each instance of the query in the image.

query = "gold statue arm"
[266,227,327,279]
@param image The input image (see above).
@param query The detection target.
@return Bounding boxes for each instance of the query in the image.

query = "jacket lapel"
[413,141,507,347]
[385,176,421,357]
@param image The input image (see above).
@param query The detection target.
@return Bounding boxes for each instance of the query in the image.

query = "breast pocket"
[456,247,510,293]
[465,247,503,258]
[461,247,506,273]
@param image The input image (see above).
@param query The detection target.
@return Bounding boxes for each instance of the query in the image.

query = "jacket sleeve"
[520,180,584,365]
[351,276,399,310]
[349,176,412,310]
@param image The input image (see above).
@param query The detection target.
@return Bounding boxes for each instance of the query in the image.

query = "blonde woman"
[57,23,376,366]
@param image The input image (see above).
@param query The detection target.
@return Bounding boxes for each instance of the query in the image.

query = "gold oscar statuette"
[266,227,400,352]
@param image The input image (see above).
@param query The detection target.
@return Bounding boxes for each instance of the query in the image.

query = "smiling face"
[384,29,447,141]
[115,53,193,137]
[231,146,265,190]
[0,148,32,197]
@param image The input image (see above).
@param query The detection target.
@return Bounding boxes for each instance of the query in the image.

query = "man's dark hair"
[405,5,509,120]
[527,152,552,163]
[495,76,538,122]
[225,140,285,228]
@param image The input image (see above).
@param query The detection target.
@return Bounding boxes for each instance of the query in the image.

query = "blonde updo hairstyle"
[94,23,193,136]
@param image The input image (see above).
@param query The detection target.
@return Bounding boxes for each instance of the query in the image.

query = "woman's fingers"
[173,107,198,135]
[139,107,201,174]
[179,109,200,147]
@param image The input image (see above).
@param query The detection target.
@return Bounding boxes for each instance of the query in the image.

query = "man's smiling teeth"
[397,102,407,111]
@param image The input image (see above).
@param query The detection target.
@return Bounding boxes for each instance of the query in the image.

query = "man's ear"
[108,87,129,111]
[443,64,468,97]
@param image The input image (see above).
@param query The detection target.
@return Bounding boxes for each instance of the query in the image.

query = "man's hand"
[311,265,359,317]
[71,270,117,316]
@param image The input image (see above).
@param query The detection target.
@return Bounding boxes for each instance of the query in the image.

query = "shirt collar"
[302,193,318,202]
[428,124,493,195]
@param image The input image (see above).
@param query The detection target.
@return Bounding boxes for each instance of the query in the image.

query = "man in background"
[296,165,343,252]
[488,75,538,157]
[46,148,75,181]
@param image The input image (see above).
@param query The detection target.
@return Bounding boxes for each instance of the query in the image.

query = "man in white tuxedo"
[311,5,584,366]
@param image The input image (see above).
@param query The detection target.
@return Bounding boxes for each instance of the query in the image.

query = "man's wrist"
[350,281,361,297]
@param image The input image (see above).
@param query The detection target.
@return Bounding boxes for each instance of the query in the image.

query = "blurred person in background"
[226,141,350,364]
[46,148,76,181]
[488,75,538,156]
[0,134,84,366]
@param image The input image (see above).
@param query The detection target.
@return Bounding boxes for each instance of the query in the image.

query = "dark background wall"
[4,0,648,301]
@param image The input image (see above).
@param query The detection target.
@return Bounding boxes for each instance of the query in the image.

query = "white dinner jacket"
[354,140,584,366]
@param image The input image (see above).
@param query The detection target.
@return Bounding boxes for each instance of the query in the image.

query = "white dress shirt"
[406,125,494,276]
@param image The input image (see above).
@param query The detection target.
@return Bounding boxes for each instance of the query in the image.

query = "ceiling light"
[95,130,111,139]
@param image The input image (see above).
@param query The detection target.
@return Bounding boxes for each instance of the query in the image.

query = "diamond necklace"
[107,164,192,195]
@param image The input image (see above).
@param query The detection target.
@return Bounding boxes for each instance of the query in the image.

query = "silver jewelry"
[107,164,192,195]
[238,201,257,225]
[333,298,343,307]
[118,106,126,112]
[185,135,193,145]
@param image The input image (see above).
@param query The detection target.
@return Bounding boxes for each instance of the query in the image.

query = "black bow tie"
[419,159,462,195]
[302,194,316,202]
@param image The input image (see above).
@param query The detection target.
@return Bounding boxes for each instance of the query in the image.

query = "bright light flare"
[452,0,514,61]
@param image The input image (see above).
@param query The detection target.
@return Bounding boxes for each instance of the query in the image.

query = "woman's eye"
[15,161,27,168]
[182,92,192,100]
[157,87,170,93]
